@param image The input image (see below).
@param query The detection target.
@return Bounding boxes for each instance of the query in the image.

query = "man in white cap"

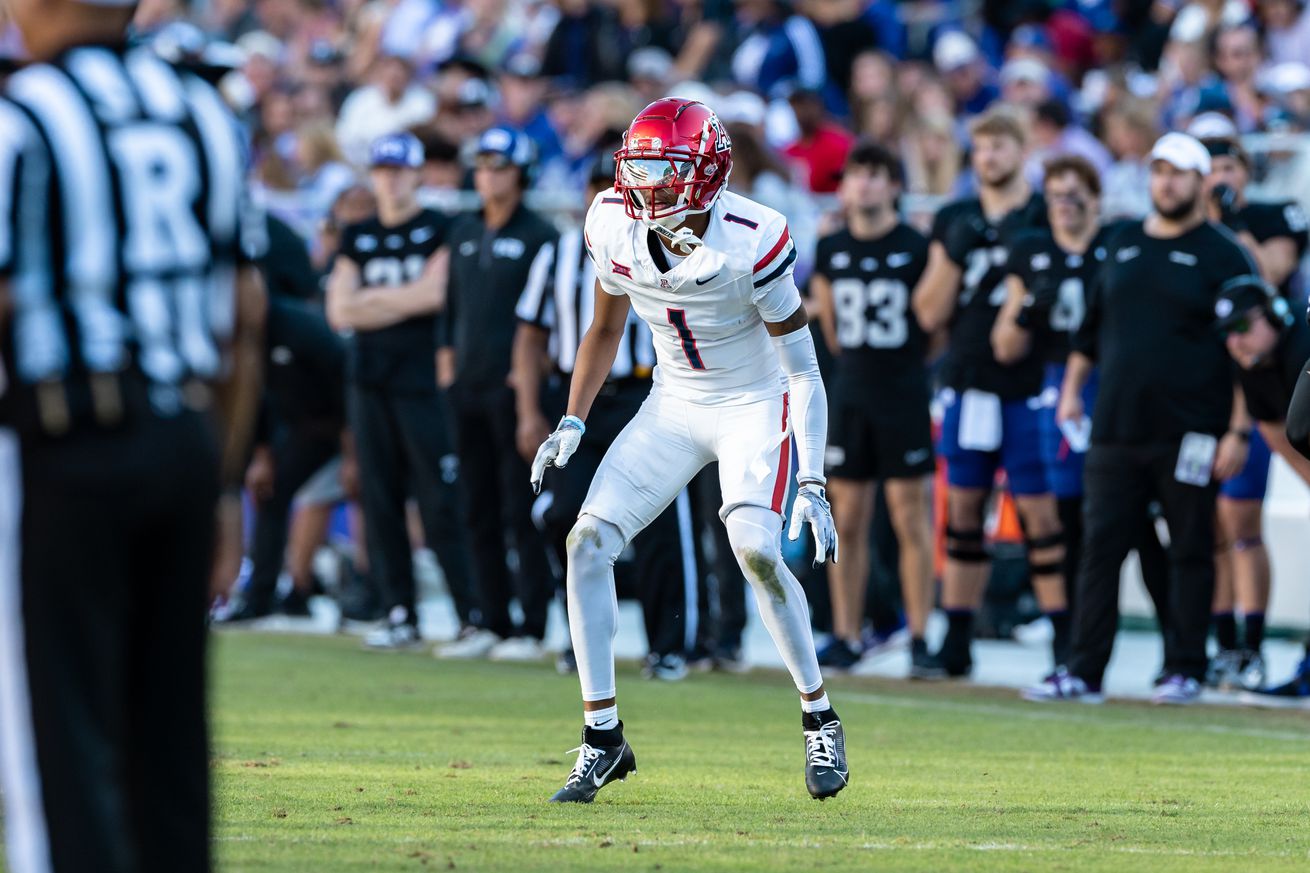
[1025,132,1261,706]
[1,0,266,871]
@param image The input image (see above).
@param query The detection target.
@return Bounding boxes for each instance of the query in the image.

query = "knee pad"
[566,515,625,574]
[945,526,988,563]
[1025,530,1065,576]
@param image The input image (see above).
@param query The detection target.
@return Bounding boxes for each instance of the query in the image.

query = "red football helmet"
[614,98,733,226]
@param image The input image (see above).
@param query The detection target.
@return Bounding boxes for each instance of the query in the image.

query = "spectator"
[730,0,828,103]
[848,49,900,142]
[1025,99,1113,188]
[1211,22,1266,133]
[437,128,560,661]
[541,0,626,86]
[901,112,962,199]
[1259,0,1310,66]
[336,54,437,166]
[783,86,853,194]
[628,46,676,103]
[804,0,879,113]
[294,121,358,221]
[999,56,1054,108]
[933,30,999,118]
[1100,100,1159,219]
[498,53,564,161]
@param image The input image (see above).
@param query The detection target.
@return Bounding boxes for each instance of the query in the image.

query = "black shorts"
[824,392,934,481]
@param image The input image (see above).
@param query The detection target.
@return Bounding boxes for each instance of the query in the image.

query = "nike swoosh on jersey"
[695,273,720,285]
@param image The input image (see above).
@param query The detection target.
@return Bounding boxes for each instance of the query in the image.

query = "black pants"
[245,425,339,612]
[544,381,696,657]
[450,383,553,640]
[1070,441,1219,686]
[348,384,476,626]
[1,412,217,873]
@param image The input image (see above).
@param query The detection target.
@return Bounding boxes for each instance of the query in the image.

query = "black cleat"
[802,709,849,800]
[909,639,947,680]
[548,723,637,803]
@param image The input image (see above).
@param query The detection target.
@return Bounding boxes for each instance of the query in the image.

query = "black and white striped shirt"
[515,227,656,380]
[0,43,262,436]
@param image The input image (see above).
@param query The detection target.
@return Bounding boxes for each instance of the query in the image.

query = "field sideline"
[198,633,1310,871]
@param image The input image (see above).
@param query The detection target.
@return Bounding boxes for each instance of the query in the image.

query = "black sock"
[1047,610,1072,666]
[911,637,928,657]
[1213,612,1238,651]
[803,707,840,728]
[1244,612,1266,651]
[945,609,974,641]
[584,722,624,745]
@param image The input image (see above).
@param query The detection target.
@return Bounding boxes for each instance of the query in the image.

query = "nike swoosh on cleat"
[815,769,850,784]
[591,746,627,787]
[695,273,720,285]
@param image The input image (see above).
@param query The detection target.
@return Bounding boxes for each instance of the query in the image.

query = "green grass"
[212,632,1310,872]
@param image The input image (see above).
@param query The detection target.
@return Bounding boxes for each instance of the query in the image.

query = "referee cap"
[1149,132,1211,175]
[369,132,424,169]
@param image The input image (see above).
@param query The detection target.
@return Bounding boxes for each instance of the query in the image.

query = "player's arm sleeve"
[1286,358,1310,460]
[752,219,802,320]
[771,323,827,484]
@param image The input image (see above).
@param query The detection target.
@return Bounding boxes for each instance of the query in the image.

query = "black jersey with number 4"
[932,193,1048,398]
[815,223,929,398]
[338,209,448,393]
[1006,224,1125,365]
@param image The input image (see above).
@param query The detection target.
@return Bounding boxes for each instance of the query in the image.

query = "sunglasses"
[1221,317,1253,337]
[474,153,514,171]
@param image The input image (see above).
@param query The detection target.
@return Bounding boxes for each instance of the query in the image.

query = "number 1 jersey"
[813,223,929,401]
[583,189,801,406]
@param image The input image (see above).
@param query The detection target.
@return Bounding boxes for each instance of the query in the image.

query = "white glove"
[530,415,585,494]
[788,483,839,565]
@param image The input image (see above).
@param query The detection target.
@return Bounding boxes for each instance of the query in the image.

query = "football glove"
[788,483,839,565]
[530,415,585,494]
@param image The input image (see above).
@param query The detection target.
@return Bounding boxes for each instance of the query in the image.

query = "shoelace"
[804,723,838,769]
[563,743,603,786]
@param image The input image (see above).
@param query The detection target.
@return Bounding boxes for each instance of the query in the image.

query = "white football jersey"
[583,189,801,405]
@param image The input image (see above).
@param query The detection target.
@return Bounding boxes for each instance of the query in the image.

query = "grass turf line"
[211,632,1310,872]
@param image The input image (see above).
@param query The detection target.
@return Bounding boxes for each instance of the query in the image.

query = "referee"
[512,155,698,679]
[0,3,265,871]
[1025,133,1259,705]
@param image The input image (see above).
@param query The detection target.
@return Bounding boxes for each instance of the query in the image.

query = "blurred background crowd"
[7,0,1309,694]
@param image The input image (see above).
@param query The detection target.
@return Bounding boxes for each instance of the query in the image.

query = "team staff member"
[912,108,1066,677]
[327,132,476,649]
[994,155,1174,674]
[0,1,265,870]
[1215,282,1310,701]
[810,142,937,677]
[1201,136,1310,689]
[512,155,697,680]
[438,128,559,662]
[1027,133,1259,706]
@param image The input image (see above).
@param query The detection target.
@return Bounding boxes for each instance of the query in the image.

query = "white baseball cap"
[1149,132,1211,175]
[933,32,979,73]
[1186,112,1238,140]
[1000,57,1049,86]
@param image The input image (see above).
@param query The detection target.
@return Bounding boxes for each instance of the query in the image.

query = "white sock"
[724,507,825,696]
[801,693,831,714]
[584,705,619,731]
[566,516,625,708]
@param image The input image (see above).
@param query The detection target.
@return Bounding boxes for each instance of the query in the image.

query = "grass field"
[210,632,1310,873]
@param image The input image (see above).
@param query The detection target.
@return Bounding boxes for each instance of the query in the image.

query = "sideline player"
[531,98,847,802]
[911,108,1066,676]
[1201,136,1310,689]
[810,142,937,677]
[1214,279,1310,702]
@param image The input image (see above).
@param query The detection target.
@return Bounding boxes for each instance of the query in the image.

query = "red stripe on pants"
[771,392,791,513]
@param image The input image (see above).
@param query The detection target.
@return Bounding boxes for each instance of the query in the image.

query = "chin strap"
[643,216,703,255]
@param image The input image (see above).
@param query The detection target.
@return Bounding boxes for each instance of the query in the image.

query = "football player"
[1201,136,1310,689]
[531,98,847,802]
[911,108,1066,677]
[810,142,937,678]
